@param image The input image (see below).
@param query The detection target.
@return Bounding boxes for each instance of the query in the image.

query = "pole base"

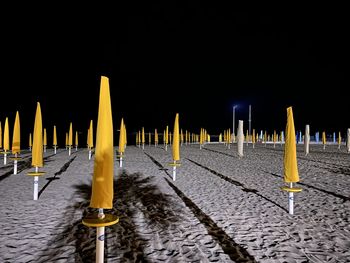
[82,213,119,227]
[27,171,46,176]
[281,186,302,193]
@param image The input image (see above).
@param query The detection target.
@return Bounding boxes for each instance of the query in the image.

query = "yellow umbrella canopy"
[252,129,256,144]
[322,131,326,145]
[90,76,114,209]
[155,129,158,143]
[68,122,73,146]
[141,127,145,144]
[43,128,47,146]
[53,125,57,146]
[12,111,20,154]
[165,126,169,144]
[32,102,43,167]
[88,120,94,148]
[4,117,10,151]
[118,118,125,154]
[172,113,180,161]
[283,107,299,183]
[75,131,78,147]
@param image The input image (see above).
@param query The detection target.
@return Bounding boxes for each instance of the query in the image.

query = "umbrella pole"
[4,153,7,165]
[89,150,92,160]
[14,153,18,175]
[34,167,39,200]
[54,146,57,154]
[69,147,71,156]
[288,182,294,215]
[44,145,46,153]
[173,161,176,181]
[119,155,123,168]
[96,208,105,263]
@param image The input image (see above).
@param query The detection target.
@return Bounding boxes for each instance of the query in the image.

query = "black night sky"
[1,5,349,144]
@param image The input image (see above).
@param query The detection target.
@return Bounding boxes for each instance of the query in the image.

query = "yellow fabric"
[141,127,145,144]
[53,126,57,146]
[32,102,43,167]
[322,131,326,145]
[283,107,299,183]
[68,123,73,146]
[65,133,68,146]
[88,120,94,148]
[75,131,78,147]
[118,118,125,153]
[252,129,256,144]
[90,76,114,209]
[172,113,180,161]
[12,111,20,154]
[338,132,341,145]
[4,118,10,151]
[43,128,47,146]
[165,126,169,144]
[155,129,158,143]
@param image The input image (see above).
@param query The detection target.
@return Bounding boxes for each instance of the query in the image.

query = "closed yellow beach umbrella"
[29,133,32,148]
[75,131,78,147]
[141,127,145,144]
[322,131,326,150]
[172,113,180,161]
[53,125,57,146]
[118,118,125,154]
[322,131,326,144]
[283,107,299,183]
[90,76,114,209]
[165,126,169,144]
[43,128,47,146]
[68,122,73,146]
[282,106,302,215]
[89,120,94,149]
[155,129,158,145]
[4,117,10,151]
[32,102,43,167]
[12,111,20,154]
[82,76,118,263]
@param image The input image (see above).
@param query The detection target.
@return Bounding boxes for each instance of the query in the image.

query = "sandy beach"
[0,143,349,262]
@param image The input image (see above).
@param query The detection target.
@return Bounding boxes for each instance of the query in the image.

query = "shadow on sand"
[36,171,180,262]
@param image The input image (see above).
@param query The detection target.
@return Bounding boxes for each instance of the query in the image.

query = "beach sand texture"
[0,143,349,262]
